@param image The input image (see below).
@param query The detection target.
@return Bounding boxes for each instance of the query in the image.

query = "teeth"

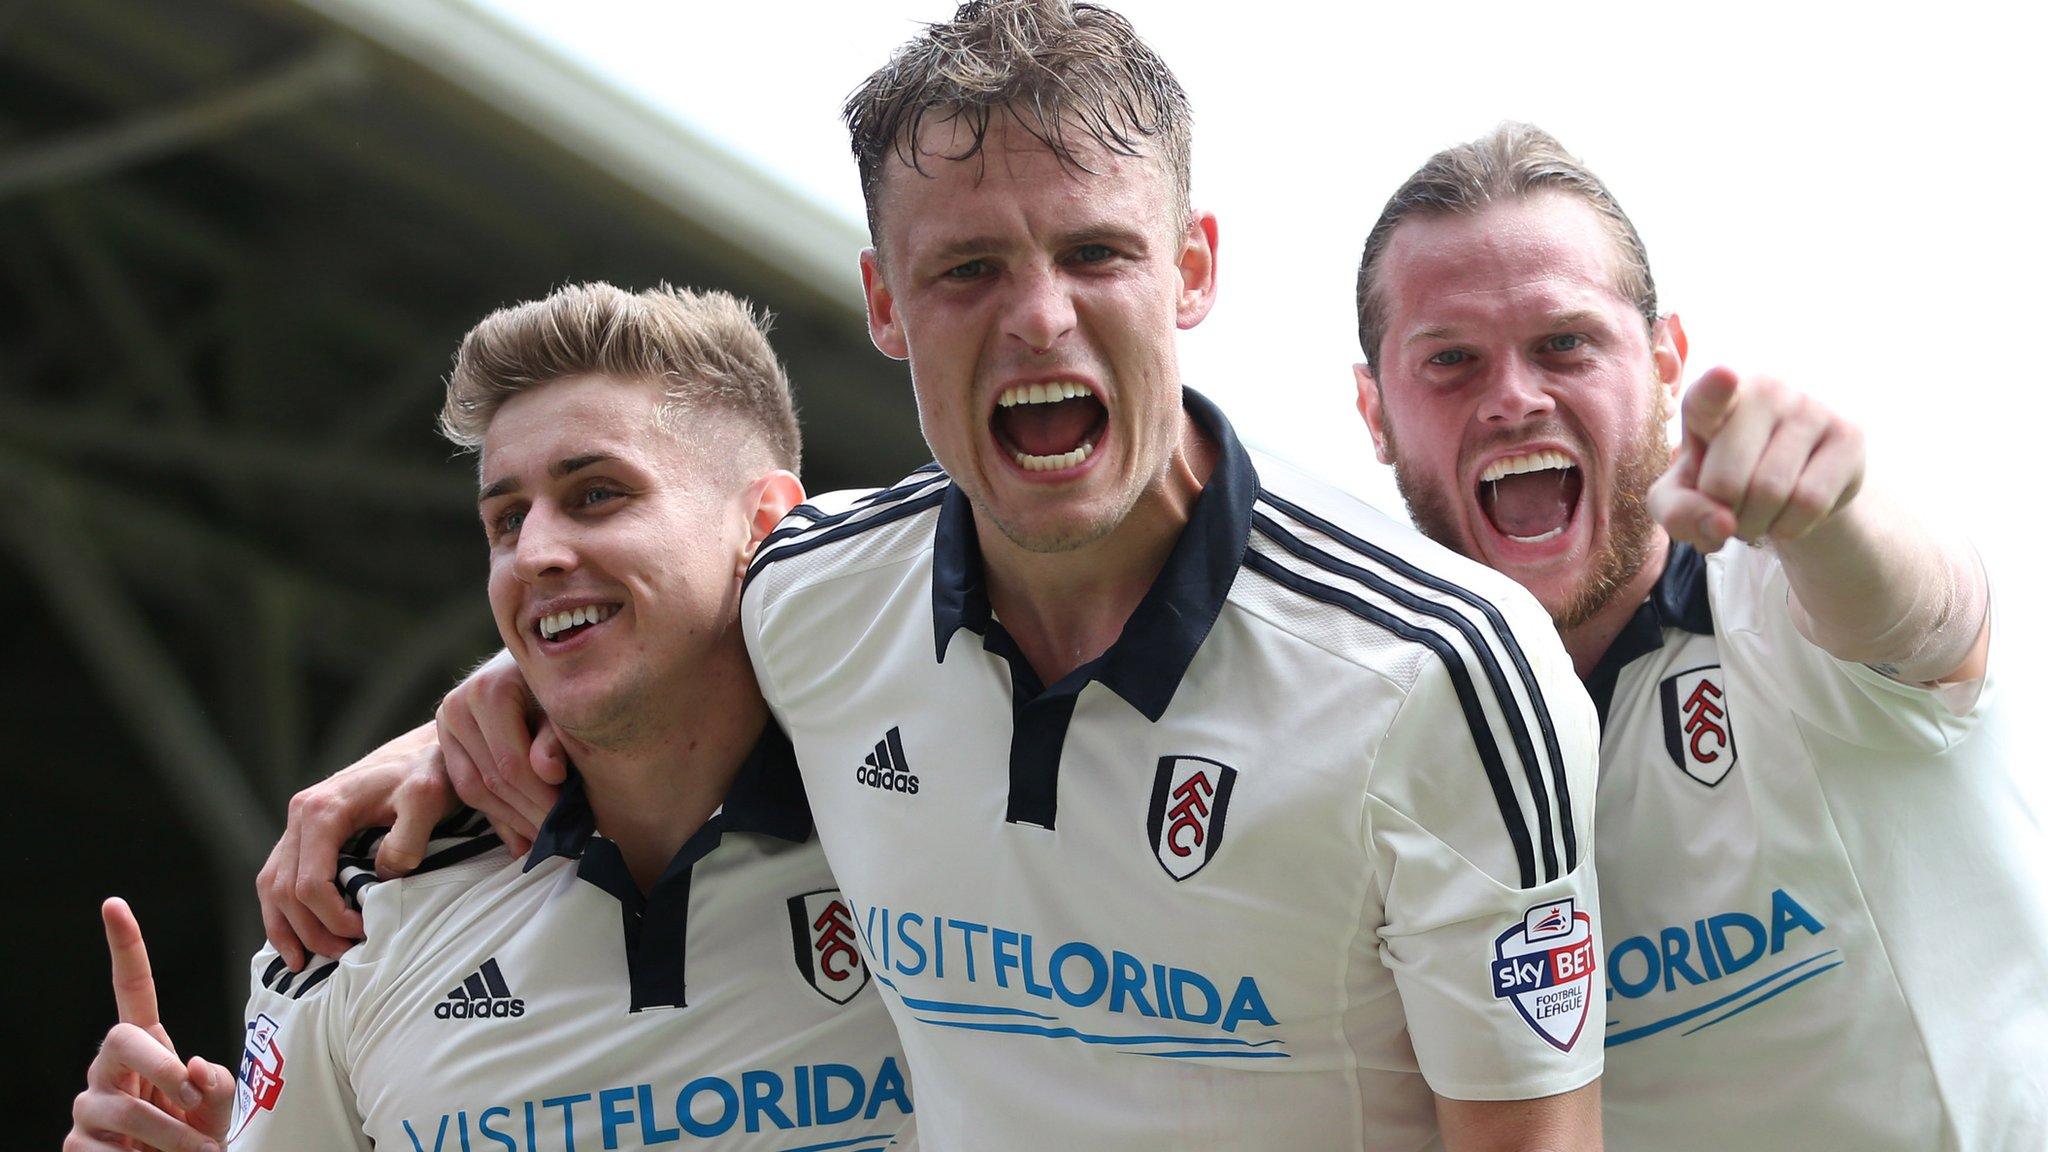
[1480,450,1574,483]
[1011,440,1095,473]
[538,604,616,640]
[1507,526,1566,544]
[997,381,1091,408]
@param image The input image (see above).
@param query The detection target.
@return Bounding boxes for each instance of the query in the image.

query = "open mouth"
[536,603,618,643]
[990,381,1107,473]
[1477,450,1582,544]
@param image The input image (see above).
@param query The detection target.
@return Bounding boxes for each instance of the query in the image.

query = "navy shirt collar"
[524,721,811,871]
[1584,542,1714,727]
[929,386,1256,722]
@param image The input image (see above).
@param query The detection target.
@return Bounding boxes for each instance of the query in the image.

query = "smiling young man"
[65,284,913,1152]
[252,5,1606,1150]
[1354,123,2048,1149]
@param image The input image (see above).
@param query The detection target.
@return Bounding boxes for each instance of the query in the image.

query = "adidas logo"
[433,957,526,1020]
[856,727,919,795]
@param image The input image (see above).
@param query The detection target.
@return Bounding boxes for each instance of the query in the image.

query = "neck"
[1559,533,1671,679]
[552,640,767,894]
[981,417,1216,686]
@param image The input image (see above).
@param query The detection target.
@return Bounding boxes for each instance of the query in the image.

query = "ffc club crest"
[787,889,870,1005]
[1489,899,1597,1052]
[227,1012,285,1143]
[1660,664,1737,786]
[1146,755,1237,882]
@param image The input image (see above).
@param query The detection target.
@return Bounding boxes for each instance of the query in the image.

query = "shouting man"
[255,4,1606,1149]
[1353,122,2048,1149]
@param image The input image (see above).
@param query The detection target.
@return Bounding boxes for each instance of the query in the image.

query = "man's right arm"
[1366,583,1605,1150]
[259,652,556,966]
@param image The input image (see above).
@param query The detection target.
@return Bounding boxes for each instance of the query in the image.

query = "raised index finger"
[101,897,160,1031]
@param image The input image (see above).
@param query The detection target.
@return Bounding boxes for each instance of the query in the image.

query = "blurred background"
[8,0,2041,1142]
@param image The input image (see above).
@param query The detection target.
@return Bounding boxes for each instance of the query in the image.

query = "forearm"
[1435,1082,1602,1152]
[1777,489,1988,683]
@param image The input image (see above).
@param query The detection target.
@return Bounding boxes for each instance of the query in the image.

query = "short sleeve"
[226,946,370,1151]
[1366,628,1604,1101]
[1709,545,1993,754]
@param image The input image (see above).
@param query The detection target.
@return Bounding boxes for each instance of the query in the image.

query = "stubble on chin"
[1383,399,1670,632]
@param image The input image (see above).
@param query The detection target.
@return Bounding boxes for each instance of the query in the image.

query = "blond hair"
[440,282,800,472]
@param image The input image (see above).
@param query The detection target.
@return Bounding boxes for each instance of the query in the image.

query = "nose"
[512,504,576,584]
[1001,260,1075,354]
[1477,356,1556,425]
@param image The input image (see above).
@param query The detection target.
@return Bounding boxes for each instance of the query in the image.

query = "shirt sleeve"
[1365,606,1605,1101]
[225,946,370,1151]
[1710,544,1994,754]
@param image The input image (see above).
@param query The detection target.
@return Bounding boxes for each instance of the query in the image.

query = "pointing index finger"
[1680,366,1743,444]
[102,897,162,1033]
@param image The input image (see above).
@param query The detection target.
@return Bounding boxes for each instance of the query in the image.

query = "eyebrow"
[927,235,1009,265]
[1403,309,1608,347]
[477,453,618,504]
[924,222,1153,266]
[1543,309,1602,330]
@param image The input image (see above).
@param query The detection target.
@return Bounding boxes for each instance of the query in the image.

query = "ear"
[1652,311,1688,404]
[1174,210,1220,330]
[860,248,909,361]
[1353,363,1394,465]
[735,469,806,577]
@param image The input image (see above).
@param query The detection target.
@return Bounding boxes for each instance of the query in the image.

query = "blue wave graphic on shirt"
[1606,950,1843,1047]
[879,975,1289,1059]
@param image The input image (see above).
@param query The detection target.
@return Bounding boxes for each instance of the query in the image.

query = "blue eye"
[1072,244,1115,263]
[1545,334,1585,352]
[1428,349,1470,367]
[492,507,525,537]
[945,259,990,279]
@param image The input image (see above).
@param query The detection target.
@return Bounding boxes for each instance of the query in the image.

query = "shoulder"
[745,465,951,603]
[1239,457,1593,890]
[1236,451,1567,690]
[251,812,517,1003]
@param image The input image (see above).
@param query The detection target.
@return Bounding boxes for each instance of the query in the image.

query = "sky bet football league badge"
[1490,898,1596,1051]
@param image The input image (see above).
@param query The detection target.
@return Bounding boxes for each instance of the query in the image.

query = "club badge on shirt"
[1661,665,1738,786]
[789,889,870,1005]
[1146,755,1238,882]
[1490,899,1597,1052]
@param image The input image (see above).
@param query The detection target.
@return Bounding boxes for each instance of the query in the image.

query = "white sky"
[477,0,2043,726]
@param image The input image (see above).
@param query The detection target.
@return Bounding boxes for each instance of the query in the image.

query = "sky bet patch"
[1490,898,1597,1051]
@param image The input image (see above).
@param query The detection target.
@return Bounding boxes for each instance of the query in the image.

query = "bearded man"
[1353,121,2048,1150]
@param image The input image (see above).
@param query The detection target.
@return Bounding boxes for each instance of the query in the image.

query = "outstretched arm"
[1649,367,1988,684]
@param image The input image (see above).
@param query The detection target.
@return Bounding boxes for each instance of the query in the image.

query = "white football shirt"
[1589,542,2048,1149]
[742,391,1603,1151]
[226,728,915,1151]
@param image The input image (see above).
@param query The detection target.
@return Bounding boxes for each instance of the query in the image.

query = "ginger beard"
[1385,385,1672,631]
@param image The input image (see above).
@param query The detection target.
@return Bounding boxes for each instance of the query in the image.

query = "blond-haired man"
[66,284,912,1152]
